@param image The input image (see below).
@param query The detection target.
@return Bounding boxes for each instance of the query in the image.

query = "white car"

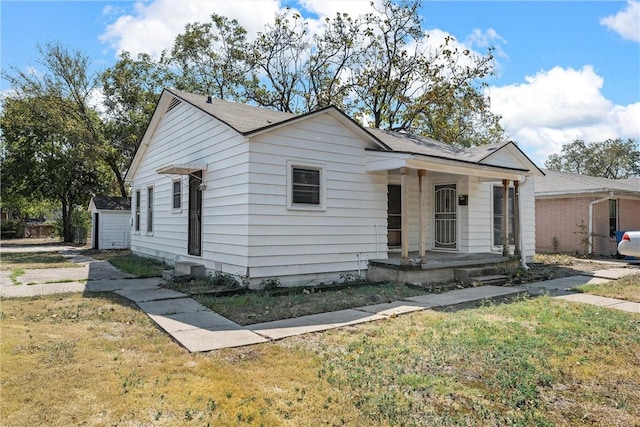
[618,231,640,258]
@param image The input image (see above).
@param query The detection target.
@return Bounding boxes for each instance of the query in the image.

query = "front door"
[434,184,457,250]
[188,171,202,256]
[387,185,402,247]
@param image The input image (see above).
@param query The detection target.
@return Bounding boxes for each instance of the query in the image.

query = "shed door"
[434,184,457,250]
[92,213,99,250]
[188,172,202,256]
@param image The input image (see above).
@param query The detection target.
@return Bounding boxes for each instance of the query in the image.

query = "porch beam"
[502,179,510,256]
[418,169,427,258]
[401,167,410,263]
[513,180,521,258]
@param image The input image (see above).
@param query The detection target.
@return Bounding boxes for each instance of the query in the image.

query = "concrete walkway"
[1,254,638,352]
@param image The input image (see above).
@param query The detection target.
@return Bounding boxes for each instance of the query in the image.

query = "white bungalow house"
[125,88,543,288]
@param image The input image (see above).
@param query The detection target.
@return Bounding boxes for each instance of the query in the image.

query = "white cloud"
[600,0,640,42]
[489,66,640,165]
[100,0,284,57]
[99,0,383,58]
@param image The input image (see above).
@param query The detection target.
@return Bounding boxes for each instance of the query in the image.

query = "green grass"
[105,254,169,278]
[195,282,427,325]
[576,273,640,303]
[315,295,640,426]
[9,268,25,285]
[2,293,638,426]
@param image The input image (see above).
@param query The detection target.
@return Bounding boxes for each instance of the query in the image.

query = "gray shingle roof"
[366,128,511,163]
[91,196,131,211]
[535,169,640,196]
[167,89,296,134]
[164,88,538,172]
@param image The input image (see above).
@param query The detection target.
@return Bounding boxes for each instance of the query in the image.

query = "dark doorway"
[188,171,203,256]
[92,213,99,250]
[387,185,401,247]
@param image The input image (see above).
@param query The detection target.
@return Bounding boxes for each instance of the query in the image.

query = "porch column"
[513,180,521,258]
[418,169,427,259]
[401,167,410,263]
[502,179,510,257]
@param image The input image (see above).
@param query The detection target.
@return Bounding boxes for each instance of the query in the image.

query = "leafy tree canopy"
[544,138,640,179]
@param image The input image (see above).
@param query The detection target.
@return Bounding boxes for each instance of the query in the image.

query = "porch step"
[162,269,192,283]
[468,274,510,286]
[455,266,500,283]
[174,261,206,278]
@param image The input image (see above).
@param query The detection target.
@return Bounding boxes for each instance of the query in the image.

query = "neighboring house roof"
[535,169,640,197]
[89,196,131,211]
[126,88,543,181]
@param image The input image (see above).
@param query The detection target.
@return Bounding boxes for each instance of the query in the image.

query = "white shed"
[88,196,131,250]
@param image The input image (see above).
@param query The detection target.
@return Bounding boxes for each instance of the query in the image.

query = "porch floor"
[371,251,510,270]
[367,251,518,285]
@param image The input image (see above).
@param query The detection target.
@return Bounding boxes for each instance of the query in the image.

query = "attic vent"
[166,97,181,113]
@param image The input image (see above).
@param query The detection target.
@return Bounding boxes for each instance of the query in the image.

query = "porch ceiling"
[366,152,532,180]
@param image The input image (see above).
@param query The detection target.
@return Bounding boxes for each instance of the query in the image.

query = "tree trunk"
[61,200,75,242]
[107,159,127,198]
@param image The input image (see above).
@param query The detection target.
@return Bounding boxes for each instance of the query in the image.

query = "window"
[609,199,617,237]
[287,162,326,210]
[292,168,320,204]
[493,185,514,246]
[147,187,154,233]
[135,190,140,232]
[173,180,181,210]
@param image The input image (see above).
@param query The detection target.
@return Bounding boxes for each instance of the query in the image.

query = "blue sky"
[2,0,639,165]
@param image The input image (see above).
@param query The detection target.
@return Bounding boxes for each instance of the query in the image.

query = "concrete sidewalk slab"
[18,266,89,284]
[581,268,639,280]
[117,288,187,303]
[86,277,163,292]
[0,281,88,297]
[357,300,426,316]
[405,285,525,307]
[170,328,269,352]
[523,276,610,296]
[248,317,342,340]
[609,301,640,313]
[135,297,210,316]
[556,294,640,313]
[149,311,242,333]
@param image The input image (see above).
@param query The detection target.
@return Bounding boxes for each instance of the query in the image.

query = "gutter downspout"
[588,192,613,255]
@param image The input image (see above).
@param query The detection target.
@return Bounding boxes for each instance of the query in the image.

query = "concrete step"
[162,269,192,283]
[469,274,509,286]
[455,266,500,283]
[175,262,206,278]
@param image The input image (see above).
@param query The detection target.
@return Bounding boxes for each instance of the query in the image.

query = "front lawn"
[576,273,640,302]
[1,292,638,426]
[194,282,427,325]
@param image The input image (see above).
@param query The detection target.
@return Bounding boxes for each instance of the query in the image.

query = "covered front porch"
[367,251,521,286]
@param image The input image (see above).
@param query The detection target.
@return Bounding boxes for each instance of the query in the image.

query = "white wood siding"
[245,114,388,284]
[130,99,251,274]
[93,211,130,250]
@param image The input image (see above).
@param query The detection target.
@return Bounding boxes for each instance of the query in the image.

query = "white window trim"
[172,178,183,213]
[287,160,327,211]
